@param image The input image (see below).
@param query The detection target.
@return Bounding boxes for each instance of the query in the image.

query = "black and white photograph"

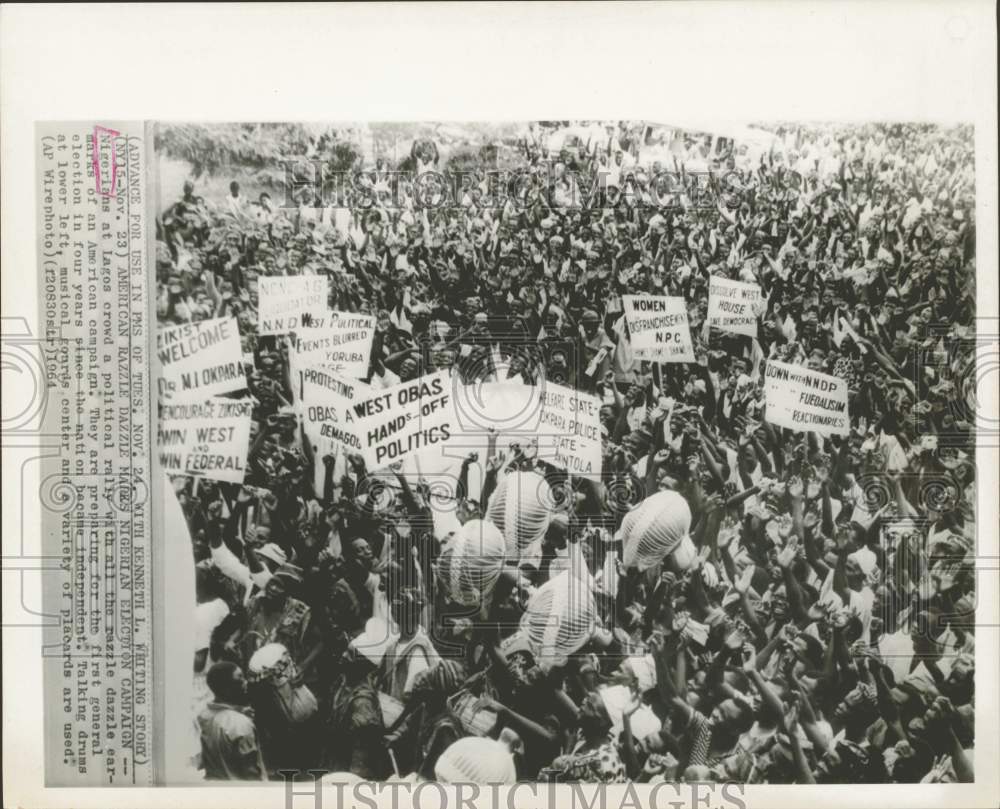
[154,118,979,786]
[2,4,997,809]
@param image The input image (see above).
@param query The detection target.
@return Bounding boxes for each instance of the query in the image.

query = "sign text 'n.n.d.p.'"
[763,360,849,436]
[258,275,330,335]
[348,370,456,470]
[707,276,763,337]
[157,397,253,483]
[622,295,695,362]
[156,316,246,402]
[294,311,376,380]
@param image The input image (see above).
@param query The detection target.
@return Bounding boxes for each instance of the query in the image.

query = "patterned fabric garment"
[542,734,627,783]
[685,709,713,769]
[506,651,532,685]
[410,659,467,697]
[832,355,858,389]
[244,596,311,665]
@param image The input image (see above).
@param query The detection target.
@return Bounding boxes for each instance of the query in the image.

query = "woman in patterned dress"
[539,691,627,783]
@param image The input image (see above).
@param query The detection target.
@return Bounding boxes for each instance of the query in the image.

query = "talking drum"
[486,471,553,558]
[620,490,696,573]
[435,518,506,606]
[247,642,318,724]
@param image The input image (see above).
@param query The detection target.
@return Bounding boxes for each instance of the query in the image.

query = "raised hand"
[702,558,720,588]
[779,623,799,644]
[734,564,755,595]
[717,521,741,550]
[723,626,745,651]
[703,492,724,514]
[925,695,955,730]
[784,699,800,732]
[691,544,711,571]
[776,536,799,569]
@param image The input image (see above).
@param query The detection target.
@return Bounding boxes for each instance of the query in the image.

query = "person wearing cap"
[254,542,287,575]
[243,567,321,683]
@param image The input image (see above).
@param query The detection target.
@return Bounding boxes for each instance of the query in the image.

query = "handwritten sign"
[156,316,246,402]
[707,276,763,336]
[258,276,329,335]
[300,366,370,455]
[538,381,603,478]
[294,312,376,379]
[347,370,456,470]
[622,295,694,362]
[449,381,603,480]
[157,397,253,483]
[764,360,849,436]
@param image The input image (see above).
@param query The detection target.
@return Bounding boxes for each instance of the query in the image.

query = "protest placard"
[763,360,850,436]
[300,365,370,455]
[707,276,763,336]
[622,295,695,362]
[537,381,603,478]
[156,316,246,402]
[157,397,253,483]
[258,275,330,335]
[448,381,602,480]
[347,370,457,470]
[294,312,376,379]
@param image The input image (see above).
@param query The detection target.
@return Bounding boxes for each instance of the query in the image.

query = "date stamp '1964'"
[35,121,155,786]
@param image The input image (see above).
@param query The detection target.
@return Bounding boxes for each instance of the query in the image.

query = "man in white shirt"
[226,181,246,219]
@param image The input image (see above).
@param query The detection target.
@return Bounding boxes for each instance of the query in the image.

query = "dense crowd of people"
[158,121,978,785]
